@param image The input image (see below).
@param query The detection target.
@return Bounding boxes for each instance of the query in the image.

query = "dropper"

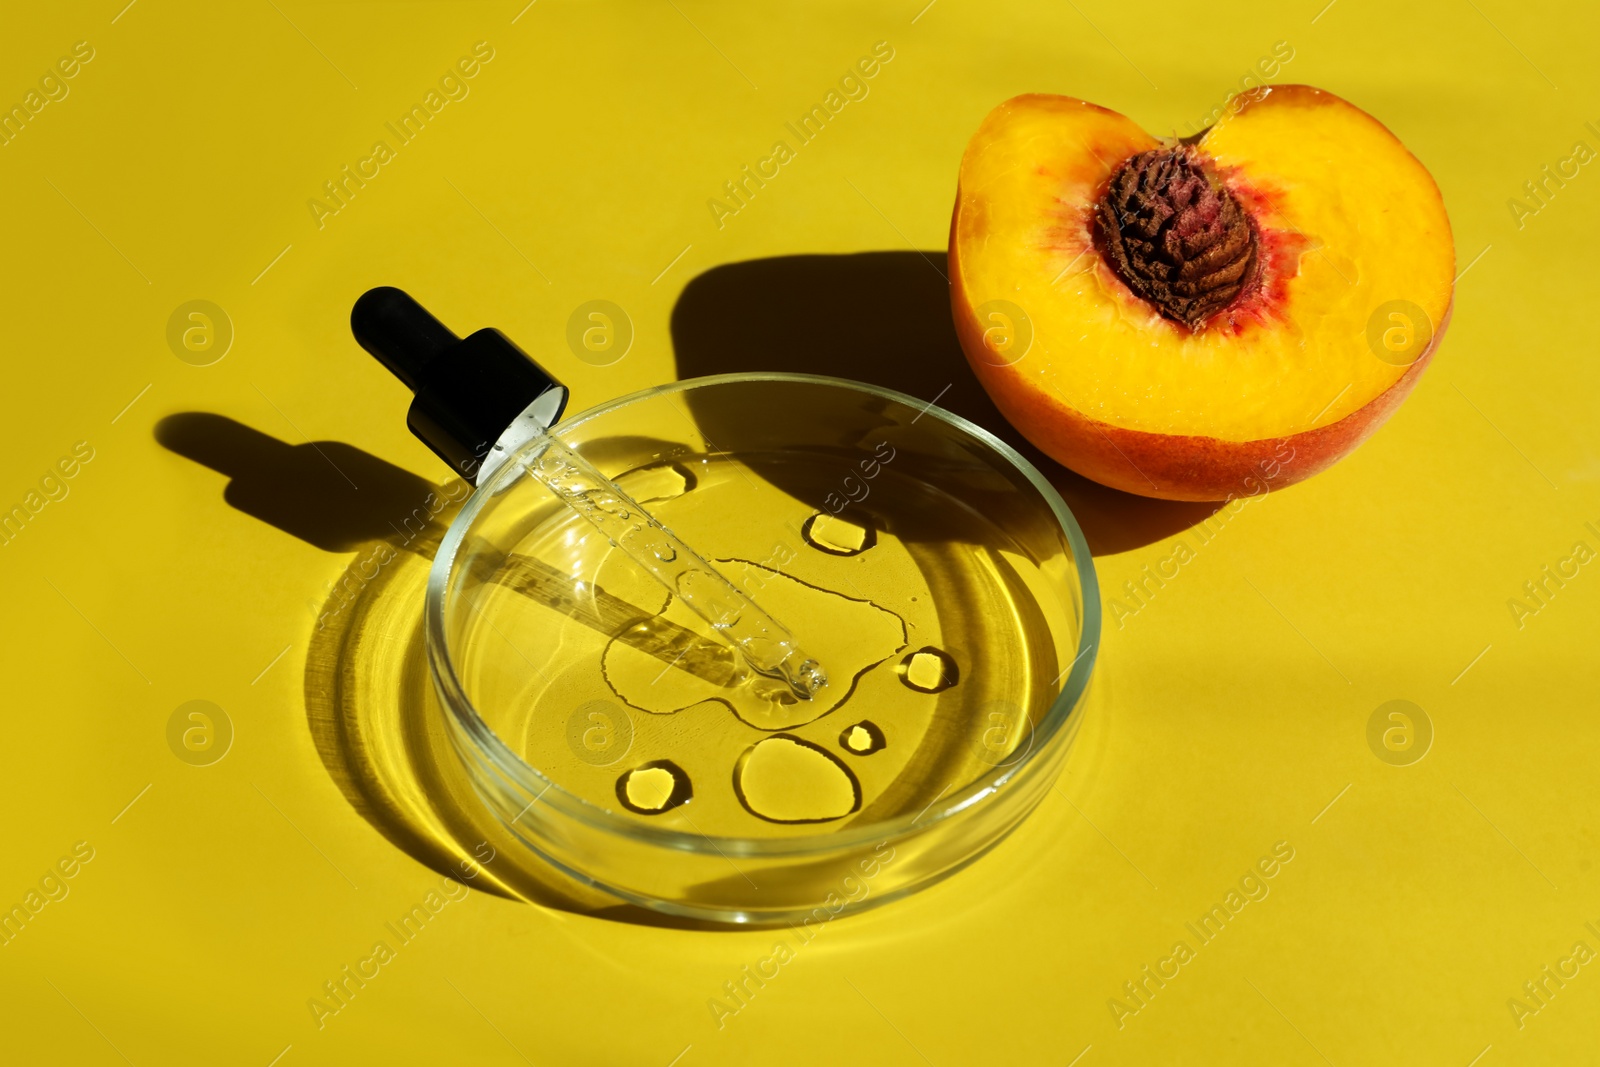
[350,287,827,701]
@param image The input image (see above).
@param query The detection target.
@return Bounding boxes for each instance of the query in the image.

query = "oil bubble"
[802,512,876,556]
[839,720,886,756]
[900,647,959,693]
[734,735,861,823]
[616,760,693,814]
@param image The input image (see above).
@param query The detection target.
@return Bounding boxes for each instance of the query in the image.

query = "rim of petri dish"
[425,372,1101,858]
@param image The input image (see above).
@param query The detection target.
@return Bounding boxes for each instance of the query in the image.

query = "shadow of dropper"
[154,412,443,553]
[155,412,743,685]
[156,413,741,923]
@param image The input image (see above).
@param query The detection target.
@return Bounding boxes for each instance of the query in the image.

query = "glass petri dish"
[426,373,1099,923]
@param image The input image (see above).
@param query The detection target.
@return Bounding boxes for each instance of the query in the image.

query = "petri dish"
[426,373,1099,923]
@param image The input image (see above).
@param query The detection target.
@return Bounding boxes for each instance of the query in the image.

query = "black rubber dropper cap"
[351,287,567,484]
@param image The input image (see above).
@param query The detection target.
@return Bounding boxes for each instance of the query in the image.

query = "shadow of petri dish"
[157,411,726,926]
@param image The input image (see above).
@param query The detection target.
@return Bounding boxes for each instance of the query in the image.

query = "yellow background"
[3,0,1597,1063]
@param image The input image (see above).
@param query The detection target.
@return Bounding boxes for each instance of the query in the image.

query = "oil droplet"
[616,760,693,814]
[620,525,678,564]
[750,675,800,706]
[734,736,861,823]
[615,462,695,503]
[900,647,959,693]
[802,512,876,556]
[839,720,886,755]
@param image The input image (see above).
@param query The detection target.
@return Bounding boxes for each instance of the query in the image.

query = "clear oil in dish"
[452,447,1071,838]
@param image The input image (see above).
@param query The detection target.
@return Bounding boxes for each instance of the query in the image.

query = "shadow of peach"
[670,250,1219,555]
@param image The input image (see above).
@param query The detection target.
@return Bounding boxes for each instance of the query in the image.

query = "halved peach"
[950,86,1454,501]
